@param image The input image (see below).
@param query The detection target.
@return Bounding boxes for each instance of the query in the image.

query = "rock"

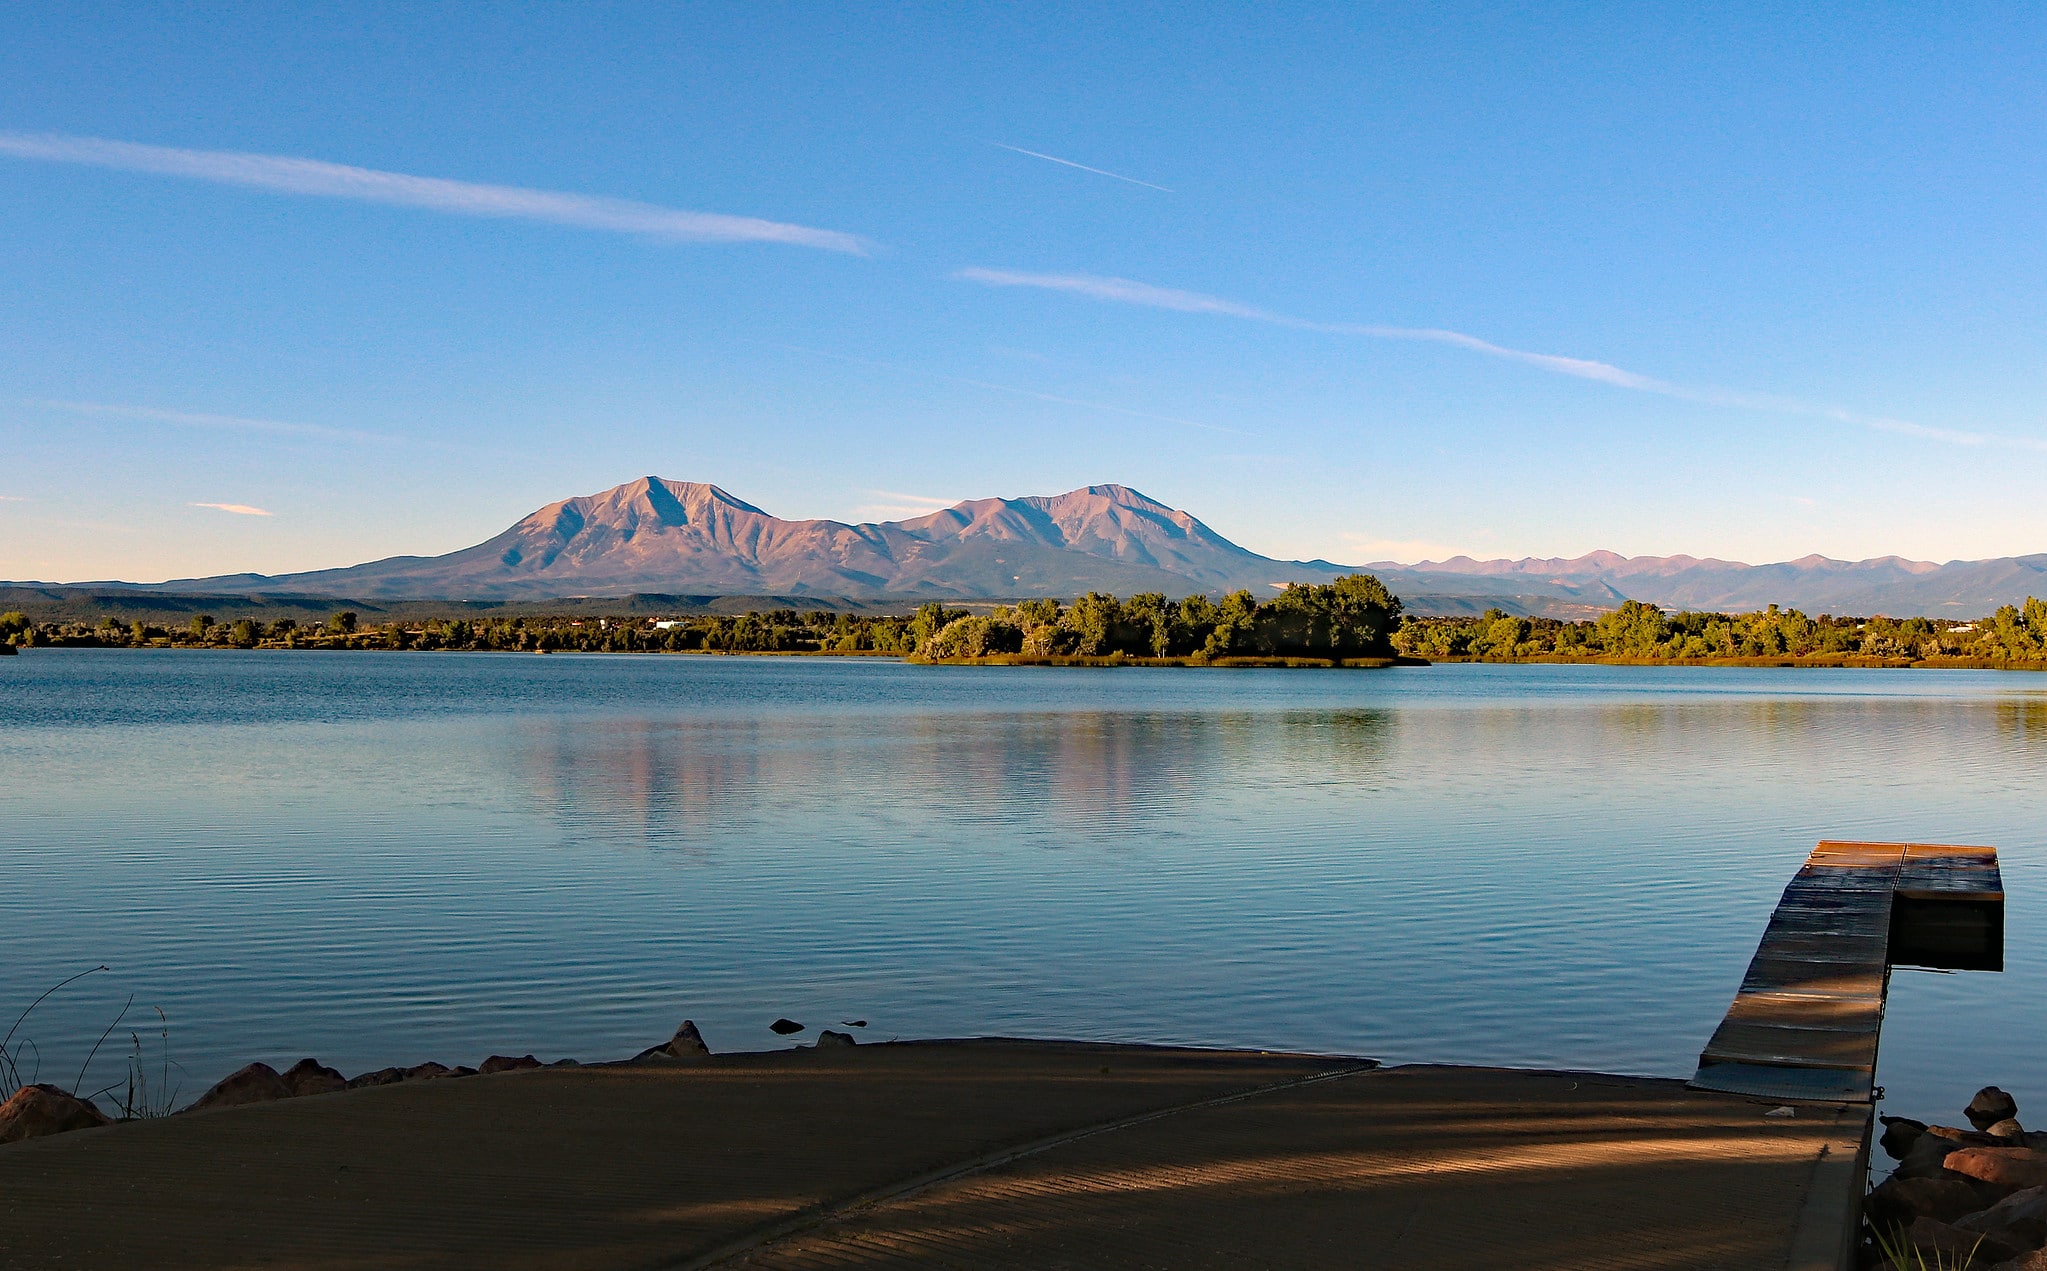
[1956,1185,2047,1250]
[770,1018,805,1035]
[446,1066,478,1078]
[403,1062,454,1081]
[1989,1250,2047,1270]
[0,1084,113,1143]
[1974,1088,2022,1130]
[478,1054,541,1074]
[1931,1124,2005,1147]
[815,1030,856,1048]
[1765,1106,1796,1118]
[840,1020,868,1028]
[345,1066,406,1089]
[1882,1116,1930,1160]
[188,1062,293,1111]
[549,1058,580,1068]
[281,1058,346,1097]
[1905,1216,2025,1266]
[634,1019,712,1064]
[1894,1132,1965,1180]
[1947,1147,2047,1191]
[1867,1175,1989,1227]
[1990,1119,2029,1142]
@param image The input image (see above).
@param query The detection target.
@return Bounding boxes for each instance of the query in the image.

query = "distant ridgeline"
[1395,598,2047,667]
[0,575,1408,665]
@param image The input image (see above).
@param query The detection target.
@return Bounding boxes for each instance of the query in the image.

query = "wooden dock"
[1690,841,2004,1103]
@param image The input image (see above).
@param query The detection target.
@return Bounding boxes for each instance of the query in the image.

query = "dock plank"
[1692,841,2003,1103]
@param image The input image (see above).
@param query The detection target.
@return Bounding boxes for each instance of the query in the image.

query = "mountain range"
[10,476,2047,617]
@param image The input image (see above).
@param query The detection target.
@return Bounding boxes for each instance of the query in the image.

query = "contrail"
[957,267,2041,451]
[992,143,1172,193]
[0,131,873,254]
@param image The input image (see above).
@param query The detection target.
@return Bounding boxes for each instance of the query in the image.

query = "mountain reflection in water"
[515,710,1393,853]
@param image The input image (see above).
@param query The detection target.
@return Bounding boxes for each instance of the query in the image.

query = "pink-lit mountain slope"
[161,478,1358,600]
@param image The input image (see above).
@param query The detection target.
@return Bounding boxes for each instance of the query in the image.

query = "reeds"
[1,966,183,1119]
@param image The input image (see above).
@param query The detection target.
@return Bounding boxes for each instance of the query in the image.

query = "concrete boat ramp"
[0,842,2004,1271]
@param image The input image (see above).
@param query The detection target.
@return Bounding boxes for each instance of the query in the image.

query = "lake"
[1,650,2041,1128]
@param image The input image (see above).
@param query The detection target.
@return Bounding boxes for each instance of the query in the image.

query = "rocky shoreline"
[0,1018,867,1146]
[1866,1086,2047,1269]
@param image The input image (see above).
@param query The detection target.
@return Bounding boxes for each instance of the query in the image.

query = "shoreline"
[0,1035,1866,1271]
[17,643,2047,671]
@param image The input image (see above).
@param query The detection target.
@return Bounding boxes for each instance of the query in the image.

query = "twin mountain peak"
[219,477,1334,601]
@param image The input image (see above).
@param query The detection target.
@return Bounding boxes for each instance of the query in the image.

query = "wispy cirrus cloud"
[991,144,1172,193]
[38,399,397,446]
[0,131,872,254]
[191,502,272,517]
[958,267,2044,452]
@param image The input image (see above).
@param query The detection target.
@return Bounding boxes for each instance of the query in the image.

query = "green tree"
[229,619,259,648]
[1062,593,1125,656]
[328,611,358,635]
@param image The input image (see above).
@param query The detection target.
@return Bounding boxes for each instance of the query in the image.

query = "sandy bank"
[0,1039,1863,1271]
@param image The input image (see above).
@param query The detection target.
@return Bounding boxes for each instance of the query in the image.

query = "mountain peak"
[203,476,1345,600]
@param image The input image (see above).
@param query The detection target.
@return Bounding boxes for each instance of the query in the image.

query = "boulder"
[403,1062,454,1081]
[345,1066,407,1089]
[0,1084,113,1143]
[1881,1116,1928,1160]
[281,1058,347,1097]
[769,1018,805,1035]
[1930,1124,2004,1147]
[1974,1088,2022,1130]
[633,1020,711,1063]
[1957,1185,2047,1250]
[478,1054,541,1074]
[1894,1132,1964,1180]
[1867,1175,1991,1227]
[815,1030,857,1048]
[1947,1147,2047,1191]
[1989,1250,2047,1270]
[666,1020,710,1057]
[1990,1120,2029,1142]
[1904,1216,2024,1266]
[188,1062,292,1111]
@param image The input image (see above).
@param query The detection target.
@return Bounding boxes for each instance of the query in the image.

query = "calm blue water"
[1,650,2042,1130]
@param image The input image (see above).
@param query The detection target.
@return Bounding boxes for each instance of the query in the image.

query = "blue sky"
[3,4,2045,582]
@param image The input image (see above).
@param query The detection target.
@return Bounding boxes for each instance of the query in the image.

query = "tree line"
[0,608,901,654]
[1393,599,2047,666]
[0,575,1407,663]
[24,587,2047,667]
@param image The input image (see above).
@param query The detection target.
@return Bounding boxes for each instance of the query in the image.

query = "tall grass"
[2,967,183,1119]
[0,965,108,1091]
[1872,1221,1983,1270]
